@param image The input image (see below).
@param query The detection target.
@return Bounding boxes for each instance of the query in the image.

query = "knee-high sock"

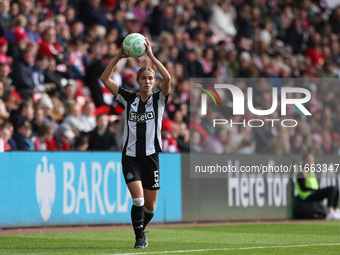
[131,205,144,239]
[143,207,154,230]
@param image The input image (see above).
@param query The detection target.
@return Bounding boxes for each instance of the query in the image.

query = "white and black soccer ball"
[122,33,146,58]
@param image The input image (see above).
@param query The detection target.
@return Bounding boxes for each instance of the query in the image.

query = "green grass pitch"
[0,222,340,254]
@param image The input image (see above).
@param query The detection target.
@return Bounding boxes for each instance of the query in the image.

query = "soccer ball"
[122,33,146,58]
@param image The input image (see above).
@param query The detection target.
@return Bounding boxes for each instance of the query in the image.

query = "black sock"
[131,205,144,239]
[143,209,154,230]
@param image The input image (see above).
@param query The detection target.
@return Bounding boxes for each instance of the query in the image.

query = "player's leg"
[143,189,158,229]
[127,181,146,247]
[141,153,160,230]
[122,155,147,248]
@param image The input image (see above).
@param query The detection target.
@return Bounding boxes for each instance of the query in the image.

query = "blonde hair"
[137,66,155,79]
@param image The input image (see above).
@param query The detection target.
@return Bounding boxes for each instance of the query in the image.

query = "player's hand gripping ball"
[122,33,146,58]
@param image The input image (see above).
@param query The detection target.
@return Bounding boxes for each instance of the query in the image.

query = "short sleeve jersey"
[116,86,168,157]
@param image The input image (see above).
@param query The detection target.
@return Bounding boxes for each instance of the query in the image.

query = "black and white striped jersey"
[116,86,168,157]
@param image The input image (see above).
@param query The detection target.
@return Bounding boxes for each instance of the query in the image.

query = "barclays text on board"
[0,152,182,228]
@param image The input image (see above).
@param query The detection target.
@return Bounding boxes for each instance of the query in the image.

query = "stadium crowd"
[0,0,340,156]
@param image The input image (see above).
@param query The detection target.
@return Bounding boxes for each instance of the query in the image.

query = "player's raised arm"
[100,48,128,97]
[144,37,171,97]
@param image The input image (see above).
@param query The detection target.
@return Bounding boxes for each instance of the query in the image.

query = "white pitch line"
[111,243,340,255]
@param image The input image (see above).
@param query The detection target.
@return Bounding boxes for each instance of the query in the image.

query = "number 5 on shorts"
[154,170,159,186]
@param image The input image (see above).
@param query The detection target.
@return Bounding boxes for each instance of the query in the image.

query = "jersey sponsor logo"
[129,111,155,122]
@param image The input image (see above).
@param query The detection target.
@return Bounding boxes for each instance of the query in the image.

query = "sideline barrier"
[1,152,339,227]
[0,152,182,228]
[182,154,340,221]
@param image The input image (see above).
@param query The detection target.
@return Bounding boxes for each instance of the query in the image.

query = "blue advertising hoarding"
[0,152,182,228]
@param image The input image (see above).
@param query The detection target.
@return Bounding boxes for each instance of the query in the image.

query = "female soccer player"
[100,37,171,249]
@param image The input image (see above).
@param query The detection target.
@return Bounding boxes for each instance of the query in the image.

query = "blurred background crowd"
[0,0,340,156]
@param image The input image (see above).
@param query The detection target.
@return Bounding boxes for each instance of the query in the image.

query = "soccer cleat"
[326,211,340,220]
[134,231,148,249]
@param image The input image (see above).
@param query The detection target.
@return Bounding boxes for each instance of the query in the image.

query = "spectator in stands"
[0,121,13,151]
[32,55,49,93]
[329,6,340,34]
[190,129,202,152]
[238,139,255,154]
[44,57,67,91]
[9,1,19,21]
[80,101,96,133]
[0,62,12,91]
[331,132,340,155]
[84,54,115,109]
[12,119,33,150]
[10,48,36,98]
[0,37,9,65]
[133,0,149,29]
[5,14,28,53]
[73,134,89,151]
[285,18,305,55]
[63,100,84,134]
[49,90,66,123]
[122,69,138,92]
[88,114,117,151]
[2,92,18,118]
[67,38,86,79]
[199,47,216,75]
[31,107,44,136]
[60,82,76,109]
[161,118,179,153]
[69,20,85,40]
[55,123,75,151]
[267,131,291,156]
[201,127,229,154]
[9,100,34,132]
[252,120,273,154]
[179,48,204,78]
[176,122,190,152]
[209,0,237,45]
[37,27,65,66]
[0,80,9,122]
[290,133,306,155]
[201,108,217,136]
[122,11,141,36]
[38,93,58,130]
[0,0,10,37]
[78,0,110,30]
[25,16,40,43]
[31,123,54,151]
[148,4,175,37]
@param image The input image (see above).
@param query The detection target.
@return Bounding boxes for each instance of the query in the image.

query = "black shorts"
[122,153,160,190]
